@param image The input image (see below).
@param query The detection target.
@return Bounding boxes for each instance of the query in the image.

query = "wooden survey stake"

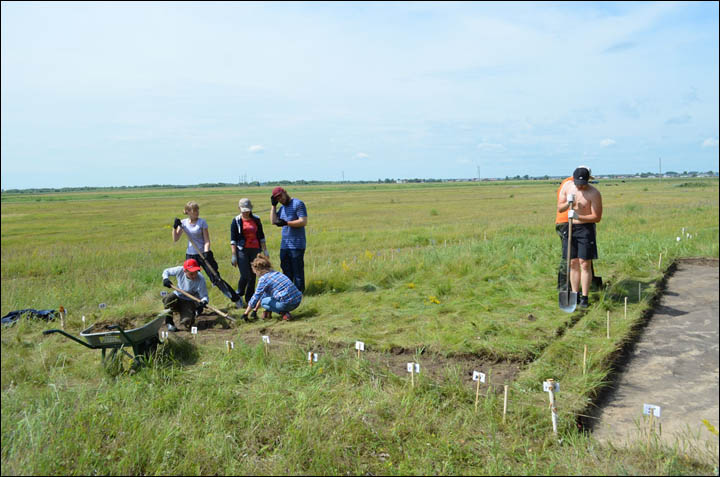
[544,379,560,434]
[473,371,486,412]
[355,341,364,359]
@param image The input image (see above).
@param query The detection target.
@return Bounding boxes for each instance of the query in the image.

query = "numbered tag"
[81,315,86,325]
[543,381,560,392]
[226,340,234,349]
[98,303,107,309]
[191,327,198,335]
[161,331,168,340]
[643,404,661,417]
[308,352,318,362]
[161,291,168,297]
[406,362,420,373]
[472,371,486,383]
[262,335,270,344]
[355,341,365,351]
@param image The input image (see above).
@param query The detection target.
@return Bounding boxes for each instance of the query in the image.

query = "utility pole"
[659,157,662,183]
[342,171,345,182]
[477,165,481,181]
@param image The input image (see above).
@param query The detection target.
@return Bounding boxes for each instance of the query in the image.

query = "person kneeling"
[243,255,302,322]
[161,258,209,331]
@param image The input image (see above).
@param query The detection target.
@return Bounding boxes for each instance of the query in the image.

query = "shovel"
[559,215,577,313]
[175,222,240,303]
[169,285,236,323]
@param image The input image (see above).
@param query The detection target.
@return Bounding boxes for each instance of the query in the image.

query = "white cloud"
[600,138,616,147]
[355,152,369,159]
[248,145,265,153]
[702,138,719,148]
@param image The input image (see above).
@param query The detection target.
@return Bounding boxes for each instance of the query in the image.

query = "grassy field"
[2,178,718,475]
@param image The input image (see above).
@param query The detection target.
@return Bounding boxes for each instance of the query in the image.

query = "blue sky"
[1,1,718,188]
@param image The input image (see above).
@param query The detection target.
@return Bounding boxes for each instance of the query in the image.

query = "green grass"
[2,178,718,475]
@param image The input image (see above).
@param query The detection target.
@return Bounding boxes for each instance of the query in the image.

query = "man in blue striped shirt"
[242,255,303,321]
[270,187,308,292]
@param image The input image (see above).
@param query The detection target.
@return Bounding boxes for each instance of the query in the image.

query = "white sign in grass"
[473,370,486,412]
[355,340,365,359]
[407,362,420,387]
[161,331,168,340]
[99,303,106,309]
[308,352,318,364]
[643,404,661,418]
[81,315,86,326]
[191,327,198,335]
[226,340,234,352]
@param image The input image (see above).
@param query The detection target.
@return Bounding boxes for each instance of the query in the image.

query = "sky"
[1,1,718,189]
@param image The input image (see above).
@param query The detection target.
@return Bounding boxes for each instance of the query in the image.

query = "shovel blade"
[559,290,578,313]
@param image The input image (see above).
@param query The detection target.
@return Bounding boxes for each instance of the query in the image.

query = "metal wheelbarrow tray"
[43,314,166,369]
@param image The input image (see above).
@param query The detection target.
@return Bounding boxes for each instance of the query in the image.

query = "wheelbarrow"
[43,314,166,371]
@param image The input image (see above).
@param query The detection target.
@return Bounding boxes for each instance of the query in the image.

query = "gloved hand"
[568,210,578,220]
[173,218,182,229]
[274,218,287,227]
[250,310,258,320]
[196,301,207,315]
[231,254,237,266]
[242,313,249,322]
[163,278,173,288]
[567,193,575,204]
[271,195,279,206]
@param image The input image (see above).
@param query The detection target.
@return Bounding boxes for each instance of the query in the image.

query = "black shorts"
[561,223,598,260]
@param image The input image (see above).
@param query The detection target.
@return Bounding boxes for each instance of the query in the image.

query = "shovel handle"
[566,216,573,290]
[169,285,235,322]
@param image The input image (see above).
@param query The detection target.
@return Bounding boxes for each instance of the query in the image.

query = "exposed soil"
[167,313,523,392]
[586,258,719,458]
[90,315,156,332]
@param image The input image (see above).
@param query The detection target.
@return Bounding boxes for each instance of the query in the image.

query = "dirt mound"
[90,315,157,332]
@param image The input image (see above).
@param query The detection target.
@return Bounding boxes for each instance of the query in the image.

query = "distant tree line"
[2,171,717,194]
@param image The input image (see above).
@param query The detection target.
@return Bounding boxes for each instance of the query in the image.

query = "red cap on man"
[271,186,286,198]
[183,258,202,272]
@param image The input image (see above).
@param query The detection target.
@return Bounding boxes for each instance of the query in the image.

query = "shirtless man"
[556,167,603,308]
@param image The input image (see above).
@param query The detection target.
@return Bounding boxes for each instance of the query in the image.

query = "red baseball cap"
[183,258,202,272]
[271,186,286,198]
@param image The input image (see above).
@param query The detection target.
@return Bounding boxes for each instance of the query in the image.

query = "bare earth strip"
[593,259,719,458]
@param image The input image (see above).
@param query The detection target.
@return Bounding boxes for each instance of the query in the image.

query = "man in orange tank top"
[556,166,603,308]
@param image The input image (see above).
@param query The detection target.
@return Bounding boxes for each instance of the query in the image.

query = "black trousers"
[235,248,261,303]
[186,251,240,302]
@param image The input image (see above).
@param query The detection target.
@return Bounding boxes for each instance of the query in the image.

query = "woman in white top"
[172,201,241,304]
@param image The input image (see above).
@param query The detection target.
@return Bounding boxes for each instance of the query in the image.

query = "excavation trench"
[579,258,719,459]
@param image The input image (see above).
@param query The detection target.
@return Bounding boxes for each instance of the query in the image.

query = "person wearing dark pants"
[556,166,603,308]
[173,200,241,304]
[269,187,308,293]
[161,258,208,331]
[230,198,268,306]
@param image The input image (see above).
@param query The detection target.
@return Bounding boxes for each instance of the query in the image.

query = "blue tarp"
[1,309,58,326]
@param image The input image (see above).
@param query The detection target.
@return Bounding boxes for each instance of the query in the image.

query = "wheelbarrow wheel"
[104,348,133,376]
